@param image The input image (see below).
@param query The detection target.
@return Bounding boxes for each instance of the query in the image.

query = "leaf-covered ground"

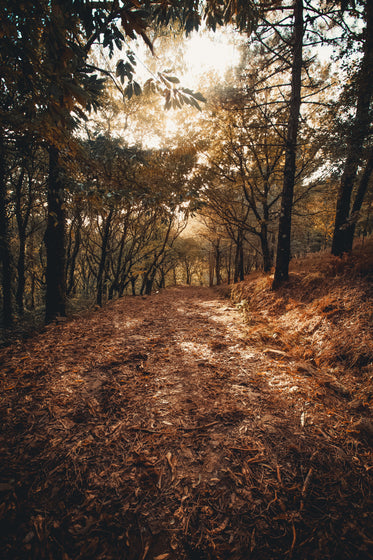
[0,278,372,559]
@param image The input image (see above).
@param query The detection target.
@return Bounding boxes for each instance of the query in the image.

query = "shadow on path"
[0,286,372,559]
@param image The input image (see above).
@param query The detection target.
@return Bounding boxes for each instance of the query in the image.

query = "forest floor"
[1,250,373,559]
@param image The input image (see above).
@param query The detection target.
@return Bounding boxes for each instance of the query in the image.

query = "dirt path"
[0,287,372,559]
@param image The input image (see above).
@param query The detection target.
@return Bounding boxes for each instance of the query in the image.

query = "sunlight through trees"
[0,0,372,326]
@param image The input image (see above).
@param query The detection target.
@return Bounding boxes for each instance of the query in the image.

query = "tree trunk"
[96,208,114,306]
[227,242,233,284]
[145,277,153,295]
[109,227,127,300]
[260,223,272,273]
[28,222,36,310]
[239,241,244,281]
[130,276,137,296]
[159,268,166,289]
[0,134,13,327]
[145,266,159,295]
[331,1,373,256]
[67,211,82,296]
[272,0,304,289]
[215,239,222,285]
[16,231,26,315]
[234,232,244,283]
[209,251,214,286]
[15,168,30,315]
[185,261,191,284]
[45,145,67,322]
[343,146,373,252]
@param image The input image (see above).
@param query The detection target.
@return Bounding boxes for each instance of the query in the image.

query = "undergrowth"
[231,239,373,375]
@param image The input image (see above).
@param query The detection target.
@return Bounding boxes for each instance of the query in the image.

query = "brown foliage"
[0,277,372,559]
[232,239,373,372]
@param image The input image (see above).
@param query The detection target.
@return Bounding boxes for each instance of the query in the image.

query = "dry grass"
[231,240,373,374]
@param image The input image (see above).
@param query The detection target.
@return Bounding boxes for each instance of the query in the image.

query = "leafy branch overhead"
[115,55,206,109]
[144,72,207,110]
[115,52,142,99]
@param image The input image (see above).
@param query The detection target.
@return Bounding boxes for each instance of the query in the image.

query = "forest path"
[1,286,372,559]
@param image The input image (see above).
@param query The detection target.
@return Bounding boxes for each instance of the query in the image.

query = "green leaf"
[192,91,206,103]
[189,97,202,111]
[127,50,136,64]
[181,87,194,95]
[165,76,180,84]
[125,82,133,100]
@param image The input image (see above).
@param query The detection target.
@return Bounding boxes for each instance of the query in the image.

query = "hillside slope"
[231,241,373,407]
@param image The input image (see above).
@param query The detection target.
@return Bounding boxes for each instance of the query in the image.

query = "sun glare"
[183,28,242,86]
[156,29,243,145]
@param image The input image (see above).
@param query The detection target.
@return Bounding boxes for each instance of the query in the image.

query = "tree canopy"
[0,0,372,326]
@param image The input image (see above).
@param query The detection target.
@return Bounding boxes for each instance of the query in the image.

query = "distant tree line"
[0,0,372,328]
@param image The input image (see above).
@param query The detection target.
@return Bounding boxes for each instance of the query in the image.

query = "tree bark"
[227,242,233,284]
[14,168,28,315]
[96,208,114,306]
[214,238,222,285]
[0,134,13,327]
[45,145,67,322]
[185,261,191,284]
[209,251,214,286]
[260,222,272,273]
[130,275,137,296]
[141,217,173,295]
[108,223,128,300]
[234,230,245,283]
[343,145,373,252]
[272,0,304,289]
[331,0,373,256]
[16,232,26,315]
[67,211,82,296]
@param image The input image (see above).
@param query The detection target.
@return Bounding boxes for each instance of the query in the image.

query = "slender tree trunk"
[272,0,304,289]
[0,134,13,327]
[14,168,28,315]
[227,242,233,284]
[186,262,191,284]
[215,239,222,285]
[16,231,26,315]
[130,276,137,296]
[29,223,36,310]
[239,241,244,281]
[109,227,127,299]
[145,266,159,295]
[343,146,373,252]
[141,218,173,294]
[118,262,132,297]
[67,212,82,296]
[45,145,67,322]
[209,251,214,286]
[331,1,373,256]
[30,274,35,310]
[96,208,114,306]
[260,223,272,273]
[159,268,166,289]
[145,277,153,295]
[234,233,243,283]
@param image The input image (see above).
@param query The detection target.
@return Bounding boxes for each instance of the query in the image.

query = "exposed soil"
[0,285,372,559]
